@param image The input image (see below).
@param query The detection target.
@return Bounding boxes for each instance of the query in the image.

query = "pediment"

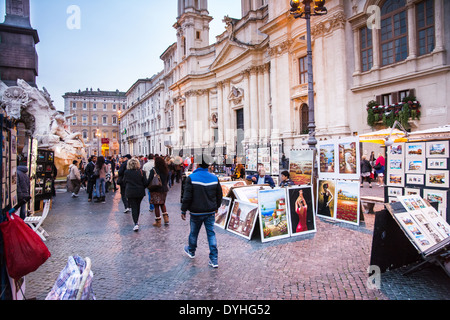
[210,40,250,71]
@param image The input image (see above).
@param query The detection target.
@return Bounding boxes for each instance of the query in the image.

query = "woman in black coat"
[123,158,149,231]
[148,156,169,227]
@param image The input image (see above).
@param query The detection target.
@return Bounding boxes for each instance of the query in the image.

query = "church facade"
[120,0,450,160]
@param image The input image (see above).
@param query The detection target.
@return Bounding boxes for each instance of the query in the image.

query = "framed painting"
[404,187,420,196]
[226,200,259,240]
[406,142,425,158]
[394,212,435,253]
[317,179,336,220]
[289,149,314,186]
[221,180,246,197]
[215,197,232,229]
[337,137,360,180]
[387,172,405,187]
[426,141,449,158]
[388,187,403,197]
[258,188,291,243]
[317,141,336,179]
[233,185,269,204]
[406,174,424,185]
[334,180,360,226]
[425,170,449,188]
[423,189,447,219]
[286,186,316,237]
[427,158,447,170]
[406,159,425,174]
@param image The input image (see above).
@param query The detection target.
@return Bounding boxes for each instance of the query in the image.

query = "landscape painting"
[335,180,360,225]
[289,149,313,185]
[258,188,291,243]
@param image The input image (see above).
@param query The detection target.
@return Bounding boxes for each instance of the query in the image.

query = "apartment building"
[63,88,126,156]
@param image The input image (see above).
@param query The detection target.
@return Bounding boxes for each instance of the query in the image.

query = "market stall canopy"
[407,125,450,142]
[359,128,407,145]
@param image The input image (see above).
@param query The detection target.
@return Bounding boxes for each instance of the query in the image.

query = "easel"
[385,203,450,278]
[402,237,450,277]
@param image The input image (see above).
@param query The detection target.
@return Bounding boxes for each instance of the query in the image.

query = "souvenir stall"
[366,124,450,275]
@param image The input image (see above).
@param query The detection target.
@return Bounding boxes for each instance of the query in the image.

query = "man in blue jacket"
[181,157,222,268]
[246,167,275,188]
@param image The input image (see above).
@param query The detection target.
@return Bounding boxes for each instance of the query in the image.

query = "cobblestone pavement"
[25,180,449,301]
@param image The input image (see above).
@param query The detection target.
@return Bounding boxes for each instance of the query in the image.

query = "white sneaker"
[124,208,130,213]
[72,193,79,198]
[133,224,139,232]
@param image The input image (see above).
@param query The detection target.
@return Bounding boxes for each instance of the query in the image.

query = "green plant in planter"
[366,100,378,127]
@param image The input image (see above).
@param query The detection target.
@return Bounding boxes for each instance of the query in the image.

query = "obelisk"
[0,0,39,87]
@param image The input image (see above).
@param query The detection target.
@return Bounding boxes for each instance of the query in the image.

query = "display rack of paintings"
[271,144,280,176]
[289,149,313,185]
[317,137,360,180]
[392,195,450,254]
[215,197,232,229]
[226,200,259,240]
[245,147,258,172]
[1,115,13,212]
[35,149,55,200]
[221,180,246,197]
[257,147,271,174]
[386,140,450,222]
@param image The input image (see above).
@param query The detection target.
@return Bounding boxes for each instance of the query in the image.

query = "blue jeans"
[188,213,218,264]
[96,177,106,198]
[146,189,155,211]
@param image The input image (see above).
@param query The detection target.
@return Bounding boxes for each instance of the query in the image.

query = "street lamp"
[290,0,327,150]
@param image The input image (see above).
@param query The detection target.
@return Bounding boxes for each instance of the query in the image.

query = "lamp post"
[96,128,101,156]
[290,0,327,150]
[118,110,122,155]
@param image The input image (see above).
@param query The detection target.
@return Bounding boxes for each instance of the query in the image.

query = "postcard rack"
[385,200,450,278]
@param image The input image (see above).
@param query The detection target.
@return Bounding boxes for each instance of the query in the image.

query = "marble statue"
[0,79,87,177]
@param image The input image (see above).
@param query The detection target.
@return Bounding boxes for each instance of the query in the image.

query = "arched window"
[300,103,309,134]
[380,0,408,66]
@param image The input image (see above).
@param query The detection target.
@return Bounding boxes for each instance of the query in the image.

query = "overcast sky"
[0,0,242,110]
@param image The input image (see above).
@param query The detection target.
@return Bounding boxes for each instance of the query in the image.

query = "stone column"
[249,67,259,143]
[263,64,271,142]
[406,0,417,60]
[216,82,224,146]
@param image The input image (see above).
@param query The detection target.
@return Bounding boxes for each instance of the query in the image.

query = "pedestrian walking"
[84,156,97,202]
[142,154,155,213]
[148,156,170,227]
[94,156,109,203]
[360,155,373,188]
[68,160,82,197]
[118,154,131,212]
[16,164,31,219]
[123,158,149,231]
[374,153,385,187]
[181,158,222,268]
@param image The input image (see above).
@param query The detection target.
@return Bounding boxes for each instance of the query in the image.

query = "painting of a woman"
[295,190,308,232]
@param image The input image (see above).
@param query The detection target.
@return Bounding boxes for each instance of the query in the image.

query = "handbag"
[374,163,382,170]
[0,211,51,280]
[148,168,162,191]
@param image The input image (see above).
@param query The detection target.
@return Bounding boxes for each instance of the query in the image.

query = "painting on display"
[258,188,291,243]
[387,143,405,186]
[337,138,360,180]
[215,197,232,229]
[426,141,449,158]
[245,148,258,172]
[317,179,335,219]
[226,200,259,240]
[394,212,435,252]
[271,145,280,175]
[427,158,447,169]
[221,180,246,197]
[318,142,336,178]
[289,149,313,186]
[286,186,316,237]
[425,170,449,188]
[258,147,271,174]
[335,180,360,225]
[423,189,447,220]
[233,185,269,204]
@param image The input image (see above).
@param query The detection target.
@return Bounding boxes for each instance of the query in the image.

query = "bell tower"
[0,0,40,87]
[175,0,212,59]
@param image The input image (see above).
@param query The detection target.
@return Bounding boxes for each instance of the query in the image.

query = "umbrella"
[359,128,407,145]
